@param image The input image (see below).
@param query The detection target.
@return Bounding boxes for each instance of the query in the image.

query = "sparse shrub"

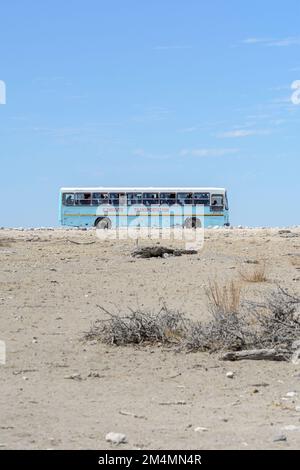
[85,305,189,345]
[185,280,255,352]
[85,286,300,354]
[246,286,300,349]
[239,261,267,282]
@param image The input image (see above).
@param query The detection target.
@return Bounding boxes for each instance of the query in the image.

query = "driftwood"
[132,246,197,258]
[220,348,290,362]
[67,239,95,245]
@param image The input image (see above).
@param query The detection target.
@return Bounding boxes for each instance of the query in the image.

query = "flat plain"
[1,227,300,449]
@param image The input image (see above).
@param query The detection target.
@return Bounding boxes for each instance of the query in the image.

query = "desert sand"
[1,227,300,449]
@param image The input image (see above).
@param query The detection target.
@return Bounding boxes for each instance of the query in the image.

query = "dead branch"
[220,348,290,361]
[67,239,96,245]
[132,246,197,258]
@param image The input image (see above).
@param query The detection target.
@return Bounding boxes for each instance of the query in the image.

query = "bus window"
[194,192,210,205]
[75,192,91,205]
[143,193,159,205]
[109,193,119,206]
[62,193,74,206]
[177,193,193,205]
[211,194,224,208]
[92,193,109,205]
[160,193,176,205]
[127,192,143,205]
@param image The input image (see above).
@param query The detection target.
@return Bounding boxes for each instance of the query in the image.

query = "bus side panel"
[59,202,229,228]
[61,205,98,227]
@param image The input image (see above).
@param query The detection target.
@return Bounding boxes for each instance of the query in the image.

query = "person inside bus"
[212,196,222,207]
[185,193,193,204]
[65,194,74,205]
[81,193,91,205]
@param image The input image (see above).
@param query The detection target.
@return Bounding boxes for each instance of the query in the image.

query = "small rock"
[64,373,82,381]
[226,371,234,379]
[286,391,297,398]
[282,425,300,431]
[88,371,101,378]
[105,432,127,445]
[194,427,208,432]
[273,434,287,442]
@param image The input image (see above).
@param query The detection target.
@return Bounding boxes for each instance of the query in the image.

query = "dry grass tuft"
[239,261,267,283]
[206,279,242,314]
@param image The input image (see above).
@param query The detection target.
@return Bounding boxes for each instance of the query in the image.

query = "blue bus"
[59,187,229,229]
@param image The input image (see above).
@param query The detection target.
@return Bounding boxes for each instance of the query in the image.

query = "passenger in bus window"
[65,194,74,205]
[82,193,91,205]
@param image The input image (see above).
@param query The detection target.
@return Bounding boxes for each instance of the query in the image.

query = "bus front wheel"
[184,217,201,229]
[95,217,112,229]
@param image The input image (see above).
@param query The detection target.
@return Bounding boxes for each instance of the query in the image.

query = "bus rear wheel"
[184,217,201,229]
[95,217,112,229]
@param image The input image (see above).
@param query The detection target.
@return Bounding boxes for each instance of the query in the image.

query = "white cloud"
[217,129,271,138]
[133,148,239,159]
[243,36,300,47]
[179,148,239,157]
[243,37,271,44]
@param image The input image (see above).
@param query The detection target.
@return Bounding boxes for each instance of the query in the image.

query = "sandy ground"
[1,227,300,450]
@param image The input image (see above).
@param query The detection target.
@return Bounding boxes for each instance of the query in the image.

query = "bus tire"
[184,217,201,229]
[95,217,112,229]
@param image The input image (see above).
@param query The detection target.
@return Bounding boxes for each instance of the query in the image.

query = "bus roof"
[60,187,226,193]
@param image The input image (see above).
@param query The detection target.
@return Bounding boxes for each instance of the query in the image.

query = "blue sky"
[0,0,300,227]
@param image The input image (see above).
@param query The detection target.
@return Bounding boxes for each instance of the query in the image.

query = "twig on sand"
[119,410,147,419]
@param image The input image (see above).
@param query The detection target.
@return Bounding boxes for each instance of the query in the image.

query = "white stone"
[194,427,208,432]
[282,425,300,431]
[226,371,234,379]
[105,432,127,445]
[286,391,297,398]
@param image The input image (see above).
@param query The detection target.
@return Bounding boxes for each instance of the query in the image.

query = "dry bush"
[85,305,189,345]
[239,261,267,283]
[246,286,300,349]
[84,287,300,354]
[185,280,254,352]
[184,287,300,353]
